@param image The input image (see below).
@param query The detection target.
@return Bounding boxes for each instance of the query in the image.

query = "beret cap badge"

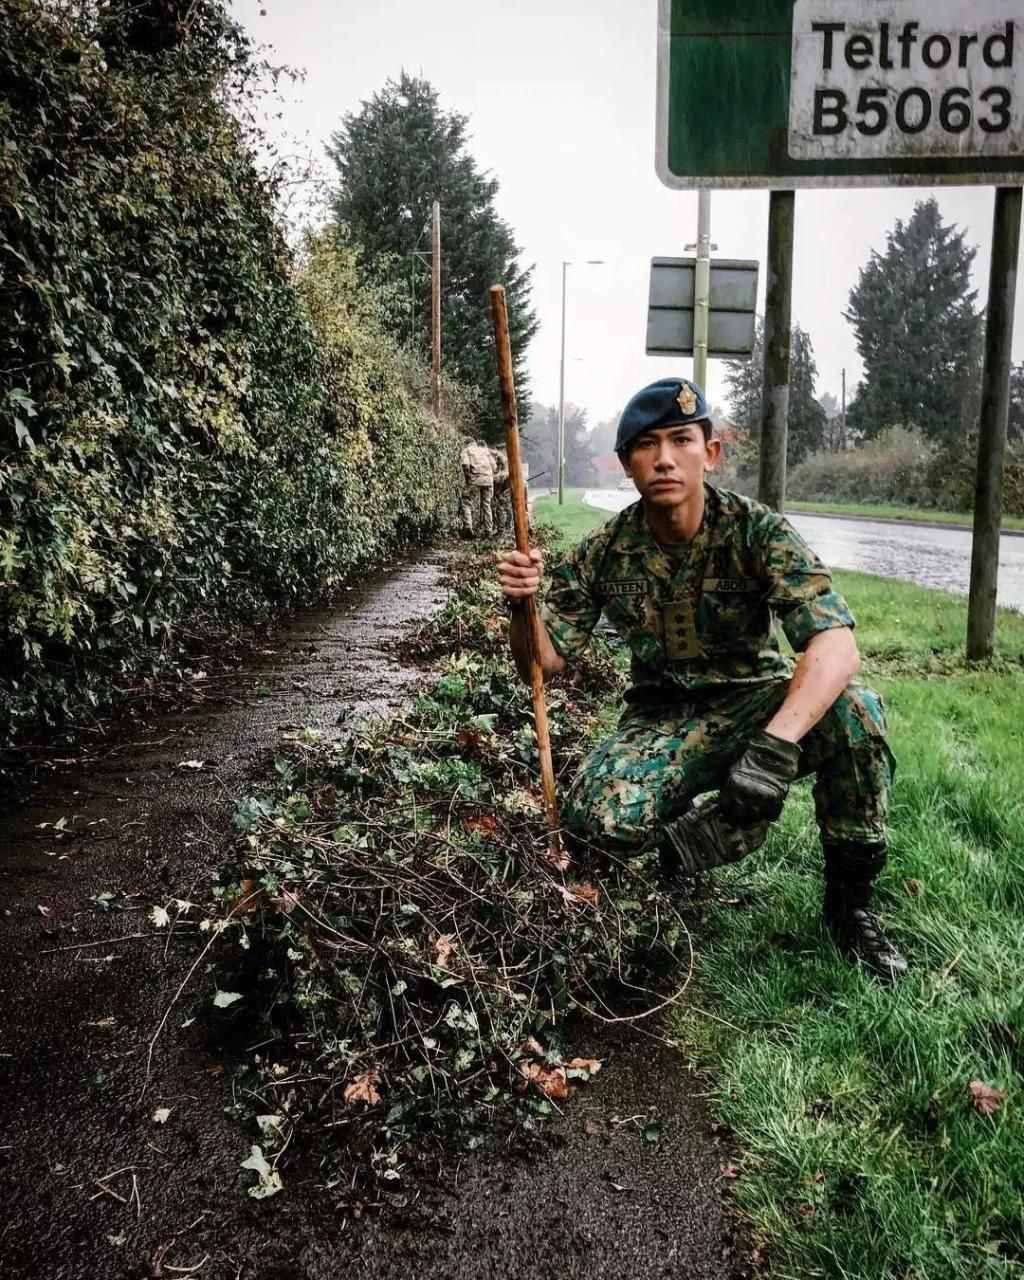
[676,385,697,417]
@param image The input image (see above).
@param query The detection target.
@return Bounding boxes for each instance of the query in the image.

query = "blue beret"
[615,377,709,454]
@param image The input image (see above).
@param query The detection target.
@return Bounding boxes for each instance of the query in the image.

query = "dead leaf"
[433,934,457,968]
[584,1118,604,1137]
[517,1036,546,1058]
[968,1080,1008,1116]
[463,813,497,838]
[566,1057,603,1076]
[231,879,266,915]
[719,1161,741,1180]
[543,845,571,873]
[904,878,925,897]
[274,887,301,915]
[518,1060,569,1100]
[344,1070,382,1106]
[151,1106,172,1125]
[568,882,600,908]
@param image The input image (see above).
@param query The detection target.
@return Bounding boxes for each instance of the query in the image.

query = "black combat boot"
[822,838,908,983]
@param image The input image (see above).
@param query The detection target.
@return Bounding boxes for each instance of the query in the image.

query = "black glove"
[719,729,801,826]
[659,799,769,879]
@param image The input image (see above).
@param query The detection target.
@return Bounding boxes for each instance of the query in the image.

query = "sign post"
[759,192,795,513]
[656,0,1023,654]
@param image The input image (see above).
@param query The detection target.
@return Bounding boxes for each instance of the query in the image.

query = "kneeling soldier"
[497,377,907,982]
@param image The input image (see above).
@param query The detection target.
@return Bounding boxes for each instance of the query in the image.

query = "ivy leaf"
[240,1145,284,1198]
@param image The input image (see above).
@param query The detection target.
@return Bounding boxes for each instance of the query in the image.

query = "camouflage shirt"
[542,485,855,702]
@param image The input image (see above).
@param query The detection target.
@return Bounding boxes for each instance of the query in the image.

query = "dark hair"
[617,416,713,460]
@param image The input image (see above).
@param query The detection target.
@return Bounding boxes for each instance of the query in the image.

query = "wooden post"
[431,200,441,417]
[758,190,795,513]
[967,186,1022,660]
[489,285,562,863]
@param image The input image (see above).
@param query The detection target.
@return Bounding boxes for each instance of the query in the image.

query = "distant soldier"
[497,377,907,983]
[460,439,496,537]
[490,446,512,536]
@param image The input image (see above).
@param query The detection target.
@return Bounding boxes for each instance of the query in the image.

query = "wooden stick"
[488,285,562,864]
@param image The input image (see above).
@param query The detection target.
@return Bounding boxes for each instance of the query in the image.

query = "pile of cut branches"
[205,546,693,1194]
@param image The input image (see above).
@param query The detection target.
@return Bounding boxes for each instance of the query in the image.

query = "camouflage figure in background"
[460,439,495,538]
[490,446,512,536]
[497,377,907,982]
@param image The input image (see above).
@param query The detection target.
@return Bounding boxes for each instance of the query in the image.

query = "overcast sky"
[231,0,1024,427]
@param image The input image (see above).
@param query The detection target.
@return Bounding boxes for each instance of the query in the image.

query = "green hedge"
[786,427,1024,515]
[0,2,461,743]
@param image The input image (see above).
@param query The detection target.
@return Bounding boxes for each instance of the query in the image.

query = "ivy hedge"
[0,1,462,744]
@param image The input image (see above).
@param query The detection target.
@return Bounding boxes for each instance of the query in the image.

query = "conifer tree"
[327,73,538,435]
[844,198,982,442]
[723,318,824,466]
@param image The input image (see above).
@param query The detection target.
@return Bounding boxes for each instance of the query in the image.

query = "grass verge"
[667,590,1024,1276]
[788,499,1024,533]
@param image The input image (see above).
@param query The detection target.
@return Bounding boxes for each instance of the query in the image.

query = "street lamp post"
[557,259,604,506]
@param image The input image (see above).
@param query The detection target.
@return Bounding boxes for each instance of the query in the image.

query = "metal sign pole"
[557,261,568,506]
[693,190,711,387]
[758,190,794,514]
[967,185,1023,660]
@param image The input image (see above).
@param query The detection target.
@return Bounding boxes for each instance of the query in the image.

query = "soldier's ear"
[704,438,722,471]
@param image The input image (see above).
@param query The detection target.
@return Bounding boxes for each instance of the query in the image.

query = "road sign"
[656,0,1024,188]
[646,258,759,356]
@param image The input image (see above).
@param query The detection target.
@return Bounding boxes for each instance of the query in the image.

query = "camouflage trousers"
[492,482,512,535]
[563,678,894,852]
[461,482,494,536]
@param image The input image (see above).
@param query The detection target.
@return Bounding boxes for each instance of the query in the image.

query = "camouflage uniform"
[460,442,495,536]
[490,448,512,535]
[540,485,894,853]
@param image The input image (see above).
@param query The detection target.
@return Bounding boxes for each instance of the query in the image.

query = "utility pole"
[557,261,568,505]
[693,190,711,389]
[431,200,441,417]
[967,185,1022,660]
[840,367,847,452]
[758,191,795,513]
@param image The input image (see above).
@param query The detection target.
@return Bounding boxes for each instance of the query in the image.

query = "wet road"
[582,490,1024,611]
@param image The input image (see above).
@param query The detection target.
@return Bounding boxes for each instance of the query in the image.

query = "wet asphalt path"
[582,490,1024,611]
[0,547,739,1280]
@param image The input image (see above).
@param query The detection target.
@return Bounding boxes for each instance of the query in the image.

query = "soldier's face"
[622,424,720,507]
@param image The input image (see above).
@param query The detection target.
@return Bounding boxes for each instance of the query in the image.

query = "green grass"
[533,489,609,544]
[788,500,1024,532]
[664,577,1024,1278]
